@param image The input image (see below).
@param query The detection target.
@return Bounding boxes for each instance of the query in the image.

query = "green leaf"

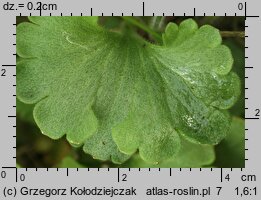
[16,98,35,123]
[17,17,240,164]
[58,156,86,168]
[122,136,215,167]
[16,163,22,168]
[224,40,245,118]
[99,17,123,30]
[214,117,245,167]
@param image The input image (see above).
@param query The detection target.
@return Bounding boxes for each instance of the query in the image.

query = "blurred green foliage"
[214,117,245,167]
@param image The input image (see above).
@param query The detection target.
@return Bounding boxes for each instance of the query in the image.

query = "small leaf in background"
[58,156,86,168]
[122,137,215,168]
[214,117,245,168]
[17,17,241,165]
[16,163,22,168]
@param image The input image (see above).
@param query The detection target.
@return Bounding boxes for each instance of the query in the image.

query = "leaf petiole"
[120,16,162,43]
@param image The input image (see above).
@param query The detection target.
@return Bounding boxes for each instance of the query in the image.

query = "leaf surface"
[58,156,86,168]
[17,17,240,163]
[122,137,215,168]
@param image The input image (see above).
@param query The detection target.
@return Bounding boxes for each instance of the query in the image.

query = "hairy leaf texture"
[17,17,240,163]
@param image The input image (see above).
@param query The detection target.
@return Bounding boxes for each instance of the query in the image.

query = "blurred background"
[16,16,245,168]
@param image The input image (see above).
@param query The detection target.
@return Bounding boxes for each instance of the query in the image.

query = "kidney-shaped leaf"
[17,17,240,164]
